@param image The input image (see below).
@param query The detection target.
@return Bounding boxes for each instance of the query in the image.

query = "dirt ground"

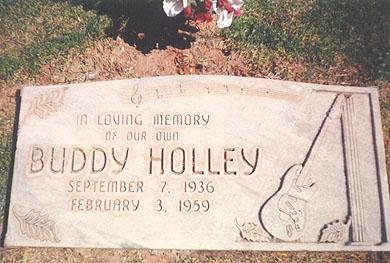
[0,22,389,262]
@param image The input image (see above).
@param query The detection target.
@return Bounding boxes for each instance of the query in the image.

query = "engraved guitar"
[260,94,346,241]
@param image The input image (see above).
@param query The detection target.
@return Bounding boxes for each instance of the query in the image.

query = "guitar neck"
[298,94,345,182]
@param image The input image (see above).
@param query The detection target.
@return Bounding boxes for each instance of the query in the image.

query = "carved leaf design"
[13,207,60,243]
[319,217,351,243]
[28,88,67,119]
[235,218,271,242]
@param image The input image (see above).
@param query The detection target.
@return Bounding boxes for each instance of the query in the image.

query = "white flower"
[163,0,190,17]
[230,0,244,11]
[215,9,233,28]
[163,0,244,28]
[214,0,244,28]
[163,0,183,17]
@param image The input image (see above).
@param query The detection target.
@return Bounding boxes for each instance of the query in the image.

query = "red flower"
[204,0,212,10]
[234,8,241,16]
[218,0,234,13]
[194,12,213,22]
[184,6,192,17]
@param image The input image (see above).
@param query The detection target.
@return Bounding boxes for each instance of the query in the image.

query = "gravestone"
[4,75,390,250]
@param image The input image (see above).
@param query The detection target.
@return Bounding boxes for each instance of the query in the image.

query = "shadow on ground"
[0,93,20,246]
[59,0,198,53]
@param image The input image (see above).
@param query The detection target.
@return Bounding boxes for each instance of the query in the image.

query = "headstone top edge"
[19,75,377,94]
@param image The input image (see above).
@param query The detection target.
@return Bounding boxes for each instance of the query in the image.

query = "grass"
[2,0,387,82]
[0,0,111,80]
[0,119,12,222]
[0,0,112,225]
[222,0,390,81]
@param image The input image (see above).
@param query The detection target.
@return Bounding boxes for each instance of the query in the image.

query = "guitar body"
[261,94,345,241]
[261,163,318,241]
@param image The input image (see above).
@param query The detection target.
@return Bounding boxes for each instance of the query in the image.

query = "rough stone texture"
[4,75,389,251]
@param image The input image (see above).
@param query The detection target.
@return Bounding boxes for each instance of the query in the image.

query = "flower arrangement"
[163,0,243,28]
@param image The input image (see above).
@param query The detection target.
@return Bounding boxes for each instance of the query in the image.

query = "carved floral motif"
[27,87,68,119]
[235,218,271,242]
[13,207,60,243]
[319,217,351,243]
